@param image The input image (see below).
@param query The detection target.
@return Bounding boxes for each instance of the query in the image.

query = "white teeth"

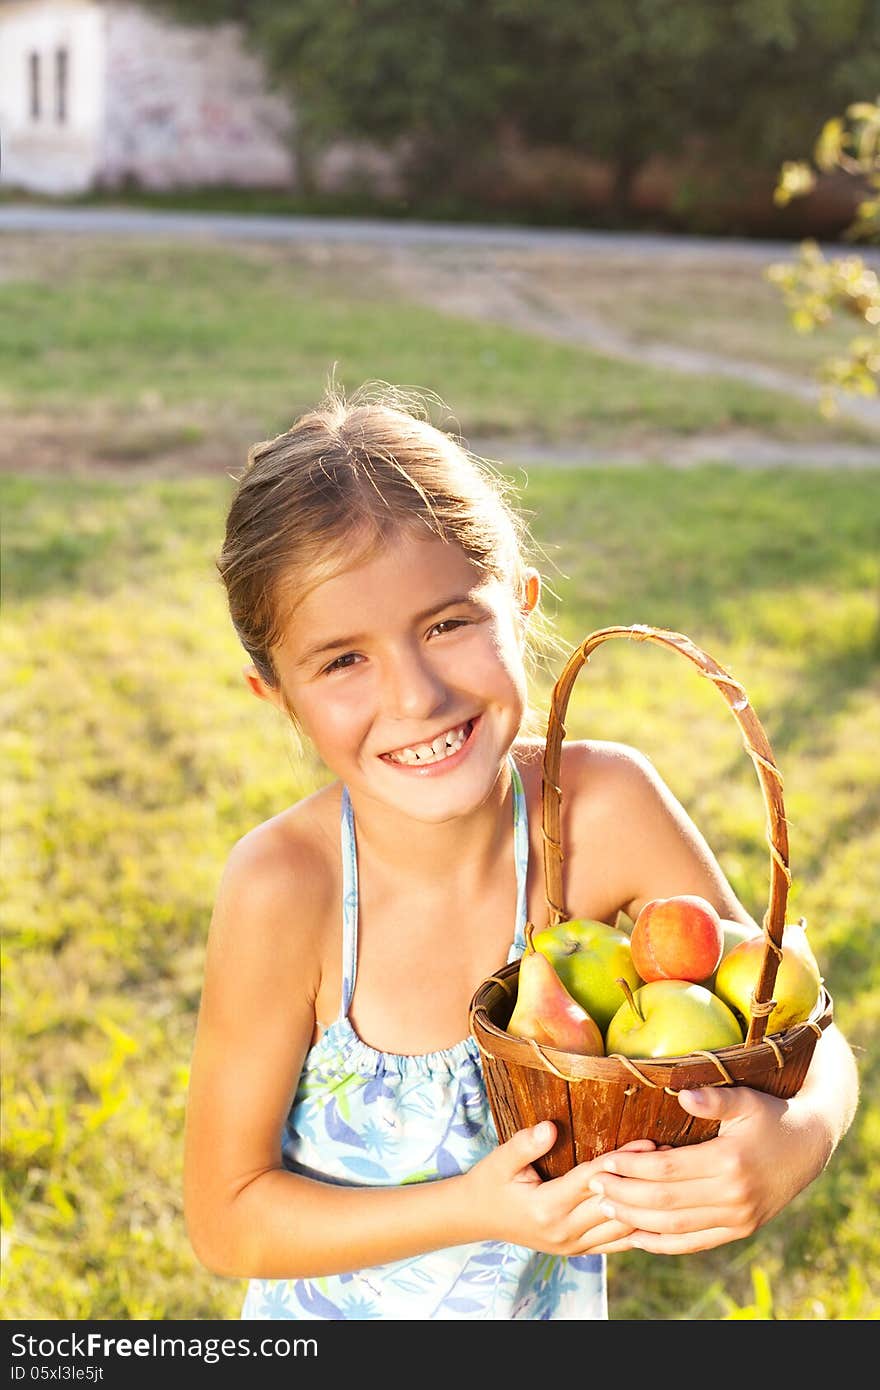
[385,721,471,766]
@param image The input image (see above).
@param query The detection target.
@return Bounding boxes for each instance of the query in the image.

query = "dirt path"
[381,242,880,458]
[3,208,879,471]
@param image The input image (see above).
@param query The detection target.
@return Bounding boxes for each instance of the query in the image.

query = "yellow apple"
[713,921,822,1035]
[706,917,762,990]
[605,979,744,1059]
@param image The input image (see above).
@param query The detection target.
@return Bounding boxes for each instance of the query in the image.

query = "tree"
[490,0,880,222]
[766,99,880,416]
[141,1,879,220]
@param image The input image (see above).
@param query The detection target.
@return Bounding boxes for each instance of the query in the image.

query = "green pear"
[605,978,744,1059]
[714,920,822,1035]
[507,937,605,1055]
[531,918,641,1034]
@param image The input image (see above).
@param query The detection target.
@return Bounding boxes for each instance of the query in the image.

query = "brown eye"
[323,653,361,674]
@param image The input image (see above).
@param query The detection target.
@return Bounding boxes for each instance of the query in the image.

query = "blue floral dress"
[241,757,607,1320]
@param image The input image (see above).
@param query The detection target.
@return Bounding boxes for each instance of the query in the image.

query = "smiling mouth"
[381,719,475,766]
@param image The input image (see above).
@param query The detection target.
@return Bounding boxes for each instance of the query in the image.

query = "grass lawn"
[1,460,877,1321]
[1,226,877,1320]
[1,235,874,471]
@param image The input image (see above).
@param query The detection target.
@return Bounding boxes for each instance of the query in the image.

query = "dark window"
[55,47,68,123]
[29,51,40,120]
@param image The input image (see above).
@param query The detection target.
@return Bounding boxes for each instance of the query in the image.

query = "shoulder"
[514,735,667,867]
[544,738,749,924]
[561,738,659,796]
[521,737,688,923]
[207,783,342,994]
[221,784,340,914]
[513,735,660,806]
[557,737,685,840]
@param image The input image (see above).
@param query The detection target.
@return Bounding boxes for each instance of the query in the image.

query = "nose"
[380,640,447,721]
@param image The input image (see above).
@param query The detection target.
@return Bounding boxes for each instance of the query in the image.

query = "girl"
[183,384,858,1320]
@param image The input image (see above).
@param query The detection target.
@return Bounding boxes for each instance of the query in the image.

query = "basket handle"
[541,624,791,1048]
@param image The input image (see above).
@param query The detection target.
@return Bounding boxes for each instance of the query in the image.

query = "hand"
[585,1084,832,1254]
[466,1121,658,1256]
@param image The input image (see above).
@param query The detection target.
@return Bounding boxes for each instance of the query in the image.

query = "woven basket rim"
[470,957,832,1080]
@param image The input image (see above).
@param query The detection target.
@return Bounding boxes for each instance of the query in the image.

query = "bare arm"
[183,831,476,1277]
[183,828,647,1279]
[557,742,858,1251]
[585,1023,858,1254]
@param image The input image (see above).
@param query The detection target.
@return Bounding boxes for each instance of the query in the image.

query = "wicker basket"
[469,624,833,1178]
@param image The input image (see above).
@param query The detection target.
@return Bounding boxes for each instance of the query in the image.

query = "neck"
[348,761,515,888]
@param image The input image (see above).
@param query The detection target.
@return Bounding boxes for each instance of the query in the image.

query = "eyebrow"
[295,593,482,668]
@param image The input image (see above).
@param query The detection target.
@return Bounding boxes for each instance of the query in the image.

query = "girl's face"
[252,528,538,824]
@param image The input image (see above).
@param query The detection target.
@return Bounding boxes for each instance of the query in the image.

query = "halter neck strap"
[338,753,529,1020]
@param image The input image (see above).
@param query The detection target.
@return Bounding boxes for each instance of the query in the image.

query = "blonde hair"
[217,382,560,730]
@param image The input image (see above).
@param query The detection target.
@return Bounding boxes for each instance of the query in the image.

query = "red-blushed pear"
[630,894,724,983]
[605,978,744,1059]
[531,918,641,1034]
[506,928,605,1056]
[714,920,822,1036]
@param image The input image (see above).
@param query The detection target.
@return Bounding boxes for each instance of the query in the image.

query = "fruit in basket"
[605,978,744,1059]
[714,920,822,1035]
[707,918,762,989]
[630,894,724,984]
[507,935,605,1055]
[531,918,641,1034]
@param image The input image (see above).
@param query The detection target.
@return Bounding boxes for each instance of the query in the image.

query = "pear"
[507,925,605,1055]
[714,919,822,1035]
[531,916,640,1033]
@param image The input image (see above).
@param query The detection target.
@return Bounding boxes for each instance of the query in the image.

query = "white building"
[0,0,296,194]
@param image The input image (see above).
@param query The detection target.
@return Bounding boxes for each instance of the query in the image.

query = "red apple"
[630,894,724,984]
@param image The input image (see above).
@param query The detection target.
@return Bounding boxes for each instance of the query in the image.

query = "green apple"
[531,918,641,1034]
[714,921,822,1035]
[605,979,744,1059]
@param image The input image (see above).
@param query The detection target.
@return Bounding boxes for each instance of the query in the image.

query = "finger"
[592,1191,740,1237]
[502,1121,557,1177]
[589,1167,721,1212]
[591,1143,721,1186]
[556,1139,657,1193]
[627,1226,736,1255]
[570,1208,640,1250]
[591,1235,644,1254]
[678,1085,777,1128]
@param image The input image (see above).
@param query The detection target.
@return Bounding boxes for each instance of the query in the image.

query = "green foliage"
[140,0,878,215]
[767,98,880,415]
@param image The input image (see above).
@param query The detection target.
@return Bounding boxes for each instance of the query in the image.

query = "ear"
[242,663,286,712]
[520,568,540,617]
